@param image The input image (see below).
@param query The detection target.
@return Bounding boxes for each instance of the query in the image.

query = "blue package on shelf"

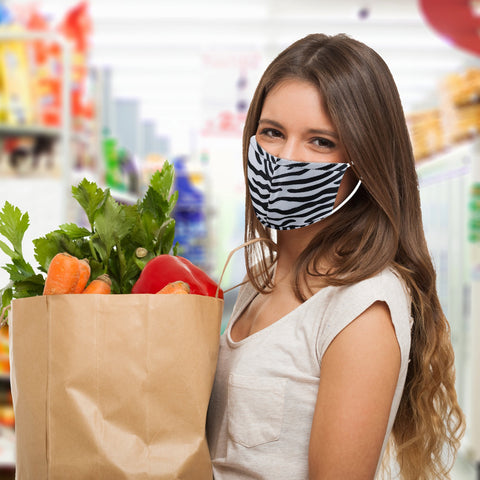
[174,157,204,208]
[173,157,208,270]
[0,4,13,24]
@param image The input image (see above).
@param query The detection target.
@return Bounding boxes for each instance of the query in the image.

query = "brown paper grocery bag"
[9,293,223,480]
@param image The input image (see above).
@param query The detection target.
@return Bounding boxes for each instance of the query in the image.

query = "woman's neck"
[276,222,322,259]
[275,228,312,280]
[274,221,327,288]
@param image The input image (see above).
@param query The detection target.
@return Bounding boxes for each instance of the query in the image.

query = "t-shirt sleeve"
[315,269,413,367]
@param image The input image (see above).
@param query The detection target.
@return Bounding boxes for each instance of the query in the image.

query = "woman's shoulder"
[330,267,410,306]
[328,267,412,328]
[314,267,413,365]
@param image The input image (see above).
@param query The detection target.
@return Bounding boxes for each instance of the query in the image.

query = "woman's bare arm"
[309,301,401,480]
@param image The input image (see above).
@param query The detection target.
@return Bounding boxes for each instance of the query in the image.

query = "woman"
[206,33,465,479]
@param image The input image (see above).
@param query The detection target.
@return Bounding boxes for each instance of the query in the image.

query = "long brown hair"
[242,33,465,479]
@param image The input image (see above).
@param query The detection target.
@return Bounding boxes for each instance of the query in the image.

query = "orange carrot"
[156,281,190,295]
[73,258,91,293]
[82,274,112,294]
[43,253,81,295]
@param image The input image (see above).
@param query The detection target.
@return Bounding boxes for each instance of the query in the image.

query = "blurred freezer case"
[417,138,479,465]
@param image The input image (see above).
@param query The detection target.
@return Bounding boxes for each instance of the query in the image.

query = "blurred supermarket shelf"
[0,125,61,138]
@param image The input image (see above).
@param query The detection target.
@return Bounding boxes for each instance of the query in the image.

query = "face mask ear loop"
[328,179,362,216]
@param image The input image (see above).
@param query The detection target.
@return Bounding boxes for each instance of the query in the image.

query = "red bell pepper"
[131,255,223,299]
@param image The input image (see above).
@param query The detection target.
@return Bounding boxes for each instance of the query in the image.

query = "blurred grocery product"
[469,182,480,243]
[406,67,480,163]
[406,109,446,162]
[0,26,33,126]
[173,156,209,270]
[440,68,480,145]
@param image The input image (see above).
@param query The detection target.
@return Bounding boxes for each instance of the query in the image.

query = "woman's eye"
[259,128,283,138]
[313,137,336,149]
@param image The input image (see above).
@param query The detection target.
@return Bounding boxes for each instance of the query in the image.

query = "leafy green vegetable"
[0,202,45,324]
[0,161,179,321]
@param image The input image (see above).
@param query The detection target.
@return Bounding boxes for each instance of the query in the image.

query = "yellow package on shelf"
[0,26,34,126]
[0,53,5,123]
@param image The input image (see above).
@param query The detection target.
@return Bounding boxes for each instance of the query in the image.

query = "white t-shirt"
[206,267,413,480]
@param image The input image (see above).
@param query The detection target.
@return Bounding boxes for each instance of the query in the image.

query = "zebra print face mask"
[247,135,362,230]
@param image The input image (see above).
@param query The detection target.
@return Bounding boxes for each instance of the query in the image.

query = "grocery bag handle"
[215,237,276,298]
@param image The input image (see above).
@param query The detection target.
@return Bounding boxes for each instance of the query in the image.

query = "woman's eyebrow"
[307,128,339,139]
[258,118,283,129]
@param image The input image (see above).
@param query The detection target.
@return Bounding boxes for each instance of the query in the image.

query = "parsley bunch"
[0,162,178,323]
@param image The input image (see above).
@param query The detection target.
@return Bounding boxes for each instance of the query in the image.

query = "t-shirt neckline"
[226,282,330,348]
